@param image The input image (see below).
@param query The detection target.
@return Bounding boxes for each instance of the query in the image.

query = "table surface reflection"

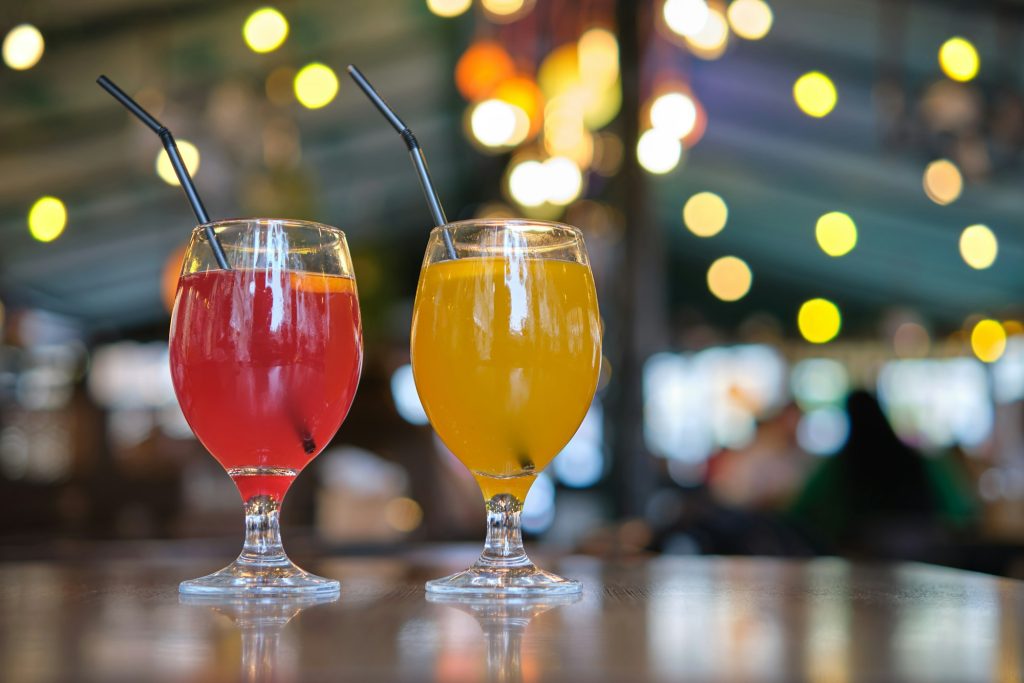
[1,549,1022,682]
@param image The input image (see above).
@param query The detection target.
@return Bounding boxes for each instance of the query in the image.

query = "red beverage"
[170,269,362,502]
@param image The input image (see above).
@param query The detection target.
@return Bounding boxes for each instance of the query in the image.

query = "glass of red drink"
[170,218,362,596]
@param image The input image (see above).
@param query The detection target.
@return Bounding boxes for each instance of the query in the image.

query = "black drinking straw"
[96,75,231,271]
[346,65,459,260]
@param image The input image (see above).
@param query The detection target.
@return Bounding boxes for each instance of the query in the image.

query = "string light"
[426,0,472,18]
[155,141,200,186]
[663,0,710,38]
[793,71,837,118]
[798,298,841,344]
[650,92,698,139]
[939,37,979,82]
[727,0,773,40]
[242,7,289,54]
[481,0,532,22]
[707,256,752,301]
[2,24,44,71]
[959,224,997,269]
[815,211,857,257]
[543,156,584,205]
[456,42,516,101]
[578,28,620,90]
[971,319,1006,363]
[637,129,682,174]
[293,63,339,109]
[508,160,548,207]
[923,159,962,205]
[28,196,67,243]
[683,191,727,237]
[470,99,529,148]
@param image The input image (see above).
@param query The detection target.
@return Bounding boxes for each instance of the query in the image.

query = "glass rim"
[431,218,583,238]
[193,217,347,240]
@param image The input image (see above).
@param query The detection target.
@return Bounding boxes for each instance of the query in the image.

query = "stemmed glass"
[411,219,601,595]
[170,218,363,595]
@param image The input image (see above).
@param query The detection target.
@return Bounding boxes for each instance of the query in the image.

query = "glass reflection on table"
[427,593,581,683]
[180,593,338,682]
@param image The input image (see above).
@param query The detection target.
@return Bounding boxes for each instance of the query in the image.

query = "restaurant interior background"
[1,0,1023,577]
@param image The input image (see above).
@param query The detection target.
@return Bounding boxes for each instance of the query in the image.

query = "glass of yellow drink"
[411,219,601,595]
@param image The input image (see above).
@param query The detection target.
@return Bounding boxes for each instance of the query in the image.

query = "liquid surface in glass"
[411,256,601,501]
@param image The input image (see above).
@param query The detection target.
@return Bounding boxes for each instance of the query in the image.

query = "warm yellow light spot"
[959,224,997,270]
[707,256,752,301]
[426,0,472,18]
[2,24,44,71]
[28,196,67,243]
[242,7,289,54]
[493,76,544,136]
[815,211,857,257]
[293,63,339,109]
[508,160,548,207]
[155,140,200,186]
[798,298,841,344]
[686,8,729,60]
[384,497,423,532]
[793,71,837,118]
[637,128,682,174]
[481,0,527,19]
[971,319,1006,363]
[470,99,529,148]
[456,42,516,101]
[922,159,962,205]
[893,322,931,358]
[939,37,979,82]
[663,0,710,38]
[543,156,583,205]
[727,0,773,40]
[578,28,620,90]
[650,92,698,139]
[683,191,728,237]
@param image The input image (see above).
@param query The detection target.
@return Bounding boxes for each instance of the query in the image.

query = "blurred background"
[2,0,1024,577]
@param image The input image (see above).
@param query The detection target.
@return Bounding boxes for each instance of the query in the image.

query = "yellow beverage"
[411,256,601,502]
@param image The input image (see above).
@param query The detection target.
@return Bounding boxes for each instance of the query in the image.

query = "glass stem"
[476,494,532,569]
[237,495,289,567]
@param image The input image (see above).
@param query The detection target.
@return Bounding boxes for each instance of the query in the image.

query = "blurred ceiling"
[1,0,1023,335]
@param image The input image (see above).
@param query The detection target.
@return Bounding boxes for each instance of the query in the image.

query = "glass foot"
[425,563,581,597]
[179,557,339,597]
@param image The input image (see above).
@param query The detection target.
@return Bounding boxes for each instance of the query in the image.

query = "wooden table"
[1,548,1021,682]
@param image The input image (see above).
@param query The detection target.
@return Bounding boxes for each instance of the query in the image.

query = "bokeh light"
[939,37,980,82]
[650,92,698,139]
[27,196,67,243]
[972,319,1006,363]
[155,140,200,186]
[578,28,620,90]
[798,298,841,344]
[663,0,710,38]
[686,8,729,59]
[815,211,857,257]
[481,0,532,22]
[706,256,752,302]
[683,191,728,237]
[797,407,849,456]
[2,24,44,71]
[426,0,472,18]
[508,159,548,207]
[293,63,339,109]
[242,7,289,54]
[470,99,529,148]
[384,497,423,532]
[543,156,584,205]
[456,42,516,101]
[637,129,682,174]
[727,0,773,40]
[492,76,544,136]
[959,224,997,270]
[923,159,962,205]
[793,71,837,118]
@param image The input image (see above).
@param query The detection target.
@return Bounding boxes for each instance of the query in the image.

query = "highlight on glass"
[411,219,601,595]
[169,218,363,595]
